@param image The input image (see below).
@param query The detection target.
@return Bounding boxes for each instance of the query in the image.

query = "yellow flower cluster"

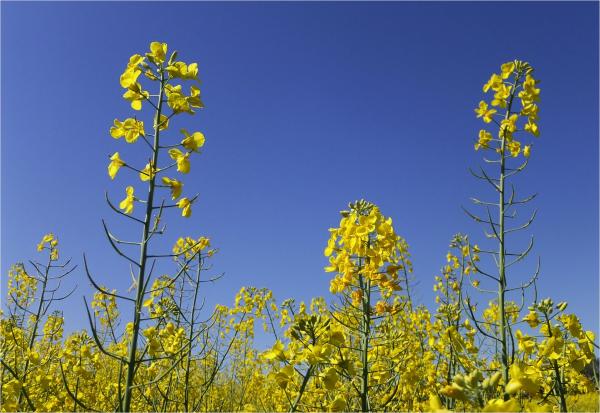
[325,200,407,299]
[475,60,540,158]
[107,41,206,218]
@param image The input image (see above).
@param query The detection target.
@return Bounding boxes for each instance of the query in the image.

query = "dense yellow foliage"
[1,45,598,412]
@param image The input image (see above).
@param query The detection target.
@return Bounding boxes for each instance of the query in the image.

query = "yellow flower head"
[177,197,192,217]
[523,310,540,328]
[37,233,56,252]
[108,152,125,180]
[524,119,539,137]
[475,130,492,151]
[483,73,503,93]
[491,83,511,108]
[119,186,135,214]
[475,101,497,123]
[161,177,183,200]
[110,118,145,143]
[181,129,206,152]
[169,148,191,174]
[139,162,158,182]
[500,61,515,79]
[123,83,149,111]
[155,114,169,131]
[147,42,168,64]
[166,61,199,80]
[506,140,521,157]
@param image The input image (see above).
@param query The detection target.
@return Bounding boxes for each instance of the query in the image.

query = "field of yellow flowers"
[1,42,598,412]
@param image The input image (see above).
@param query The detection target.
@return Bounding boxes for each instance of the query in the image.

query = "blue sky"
[1,2,598,337]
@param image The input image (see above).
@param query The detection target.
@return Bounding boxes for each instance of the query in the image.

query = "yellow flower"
[261,340,285,360]
[521,102,539,120]
[166,61,199,80]
[123,83,149,111]
[147,42,167,64]
[119,55,145,88]
[492,83,511,108]
[475,129,492,150]
[500,61,515,79]
[516,330,536,354]
[507,140,521,157]
[120,67,141,89]
[108,152,125,180]
[161,177,183,200]
[523,145,531,158]
[499,114,518,139]
[374,301,387,314]
[188,85,203,108]
[169,148,191,174]
[475,101,497,123]
[155,114,169,131]
[37,233,55,251]
[429,395,450,413]
[505,363,540,395]
[523,310,540,328]
[139,162,158,182]
[177,197,192,217]
[110,118,145,143]
[181,129,205,152]
[519,74,540,104]
[119,186,135,214]
[329,396,346,412]
[165,84,190,113]
[321,368,338,390]
[524,120,539,136]
[483,73,503,93]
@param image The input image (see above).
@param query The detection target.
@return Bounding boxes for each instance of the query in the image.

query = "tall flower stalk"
[464,60,541,395]
[84,42,207,412]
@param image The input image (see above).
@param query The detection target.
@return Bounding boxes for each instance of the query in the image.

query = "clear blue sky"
[2,2,598,336]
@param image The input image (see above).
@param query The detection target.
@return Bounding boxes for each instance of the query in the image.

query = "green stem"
[122,69,165,413]
[358,268,371,412]
[498,73,521,398]
[184,255,203,412]
[17,255,51,410]
[290,365,314,412]
[543,312,568,412]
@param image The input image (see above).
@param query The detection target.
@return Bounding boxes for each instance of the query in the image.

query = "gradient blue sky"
[2,2,598,337]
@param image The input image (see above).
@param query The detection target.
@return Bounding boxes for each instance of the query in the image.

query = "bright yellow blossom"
[181,129,205,152]
[506,139,521,157]
[161,177,183,199]
[524,119,539,136]
[169,148,190,173]
[492,83,511,108]
[475,129,492,150]
[108,152,125,180]
[483,73,503,93]
[123,82,149,111]
[139,162,158,182]
[119,186,135,214]
[500,61,515,79]
[110,118,145,143]
[177,197,192,217]
[475,101,497,123]
[147,41,167,64]
[167,61,199,80]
